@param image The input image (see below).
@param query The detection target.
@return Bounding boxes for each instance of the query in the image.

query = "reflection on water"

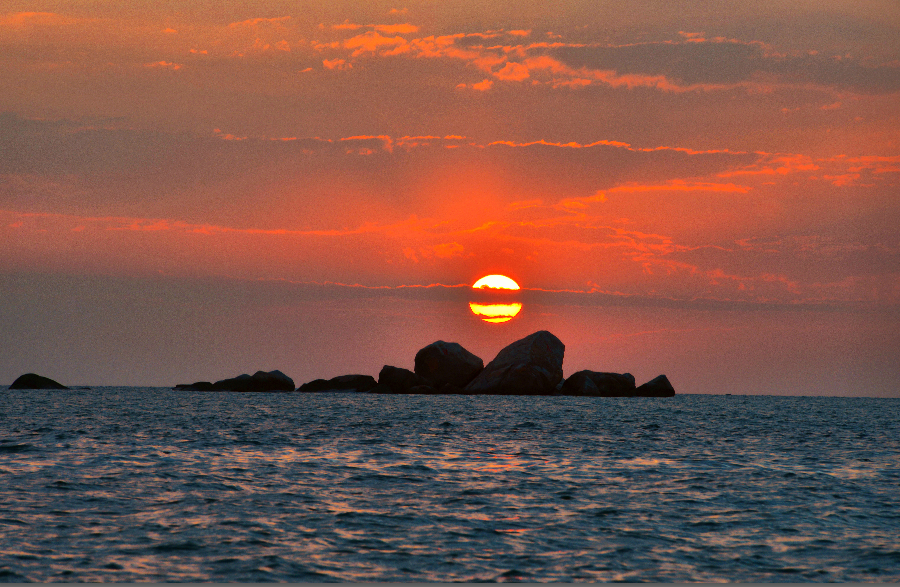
[0,390,899,582]
[469,301,522,323]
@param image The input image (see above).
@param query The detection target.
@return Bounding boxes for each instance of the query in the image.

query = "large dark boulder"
[635,374,676,397]
[378,365,430,394]
[9,373,69,390]
[210,370,295,392]
[298,374,377,393]
[414,341,484,388]
[560,371,636,397]
[464,330,565,395]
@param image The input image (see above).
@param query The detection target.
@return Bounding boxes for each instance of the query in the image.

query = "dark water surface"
[1,389,898,582]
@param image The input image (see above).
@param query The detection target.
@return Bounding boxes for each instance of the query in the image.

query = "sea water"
[0,389,898,582]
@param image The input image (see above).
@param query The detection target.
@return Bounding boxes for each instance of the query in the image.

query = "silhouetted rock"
[9,373,69,390]
[414,341,484,388]
[298,374,377,393]
[174,381,215,391]
[464,330,565,395]
[378,365,430,393]
[560,371,636,397]
[209,370,295,392]
[635,374,676,397]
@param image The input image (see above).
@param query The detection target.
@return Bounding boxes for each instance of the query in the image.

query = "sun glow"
[469,302,523,323]
[472,274,520,290]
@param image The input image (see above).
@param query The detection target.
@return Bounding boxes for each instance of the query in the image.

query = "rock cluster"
[167,330,674,396]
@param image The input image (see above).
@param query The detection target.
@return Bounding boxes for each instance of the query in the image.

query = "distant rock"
[298,374,377,393]
[414,341,484,388]
[176,370,295,392]
[464,330,565,395]
[560,371,636,397]
[635,374,676,397]
[378,365,430,394]
[174,381,215,391]
[9,373,69,390]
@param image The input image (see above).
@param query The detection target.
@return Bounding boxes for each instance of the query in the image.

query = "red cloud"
[143,61,182,70]
[344,31,409,55]
[494,62,529,81]
[323,58,350,70]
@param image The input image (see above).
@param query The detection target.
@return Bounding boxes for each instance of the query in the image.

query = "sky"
[1,1,898,395]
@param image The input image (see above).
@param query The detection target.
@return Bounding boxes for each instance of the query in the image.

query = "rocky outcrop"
[560,371,636,397]
[635,374,675,397]
[9,373,69,390]
[298,374,376,393]
[464,330,565,395]
[165,334,674,398]
[176,370,294,392]
[377,365,431,394]
[414,341,484,389]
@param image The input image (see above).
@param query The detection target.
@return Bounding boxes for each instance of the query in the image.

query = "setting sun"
[470,275,522,322]
[469,302,522,323]
[472,275,520,290]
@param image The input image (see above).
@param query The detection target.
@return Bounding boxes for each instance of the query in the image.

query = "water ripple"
[0,389,898,581]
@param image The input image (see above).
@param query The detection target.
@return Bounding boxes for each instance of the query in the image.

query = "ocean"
[1,388,898,582]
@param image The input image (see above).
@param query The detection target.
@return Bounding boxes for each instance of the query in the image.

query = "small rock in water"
[174,381,215,391]
[9,373,69,390]
[635,374,676,397]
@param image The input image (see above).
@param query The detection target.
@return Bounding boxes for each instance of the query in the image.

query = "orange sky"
[1,1,898,393]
